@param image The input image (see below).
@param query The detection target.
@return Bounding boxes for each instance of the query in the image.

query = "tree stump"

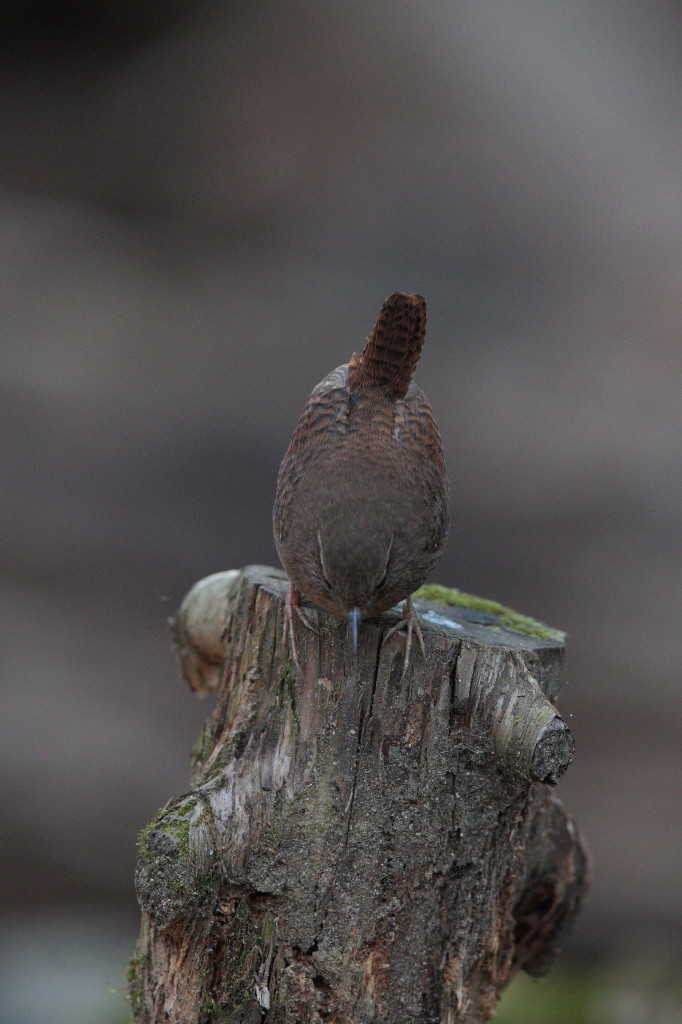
[129,565,589,1024]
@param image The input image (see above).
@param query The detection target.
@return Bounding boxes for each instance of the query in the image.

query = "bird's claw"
[382,595,426,678]
[283,583,319,675]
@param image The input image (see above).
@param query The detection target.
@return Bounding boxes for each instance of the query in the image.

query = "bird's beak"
[348,607,362,655]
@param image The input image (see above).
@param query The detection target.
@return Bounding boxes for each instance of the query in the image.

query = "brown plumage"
[273,292,449,671]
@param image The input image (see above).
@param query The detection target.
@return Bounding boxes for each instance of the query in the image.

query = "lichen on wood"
[130,565,588,1023]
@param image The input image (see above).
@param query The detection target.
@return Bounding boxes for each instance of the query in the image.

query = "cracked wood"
[130,565,589,1024]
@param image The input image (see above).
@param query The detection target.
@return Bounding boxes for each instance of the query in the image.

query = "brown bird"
[273,292,449,674]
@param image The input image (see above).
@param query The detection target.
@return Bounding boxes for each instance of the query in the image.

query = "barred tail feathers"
[347,292,426,400]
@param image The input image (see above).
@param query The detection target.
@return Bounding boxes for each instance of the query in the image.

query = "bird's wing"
[393,382,450,554]
[273,364,351,541]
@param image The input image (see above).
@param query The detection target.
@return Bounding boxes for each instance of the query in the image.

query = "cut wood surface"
[130,565,589,1024]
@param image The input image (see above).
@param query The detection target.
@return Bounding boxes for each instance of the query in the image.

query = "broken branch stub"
[131,565,588,1024]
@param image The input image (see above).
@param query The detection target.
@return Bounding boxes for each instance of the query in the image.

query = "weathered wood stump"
[129,565,589,1024]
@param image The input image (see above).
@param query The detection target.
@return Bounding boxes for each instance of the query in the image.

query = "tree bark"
[129,565,589,1024]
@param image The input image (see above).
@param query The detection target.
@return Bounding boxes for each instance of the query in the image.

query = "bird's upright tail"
[347,292,426,400]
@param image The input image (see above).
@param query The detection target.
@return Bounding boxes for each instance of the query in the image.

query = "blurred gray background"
[1,1,681,1021]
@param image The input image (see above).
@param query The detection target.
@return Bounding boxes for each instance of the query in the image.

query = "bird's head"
[303,528,401,652]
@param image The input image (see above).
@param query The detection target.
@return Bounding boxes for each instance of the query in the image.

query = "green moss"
[200,762,226,786]
[414,583,565,642]
[279,665,299,723]
[205,898,271,1017]
[261,911,276,947]
[259,824,281,847]
[137,804,191,869]
[126,950,147,1019]
[190,721,215,780]
[135,798,222,929]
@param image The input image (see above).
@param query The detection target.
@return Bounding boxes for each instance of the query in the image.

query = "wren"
[273,292,449,674]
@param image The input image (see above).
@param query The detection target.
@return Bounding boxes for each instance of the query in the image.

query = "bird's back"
[273,293,449,619]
